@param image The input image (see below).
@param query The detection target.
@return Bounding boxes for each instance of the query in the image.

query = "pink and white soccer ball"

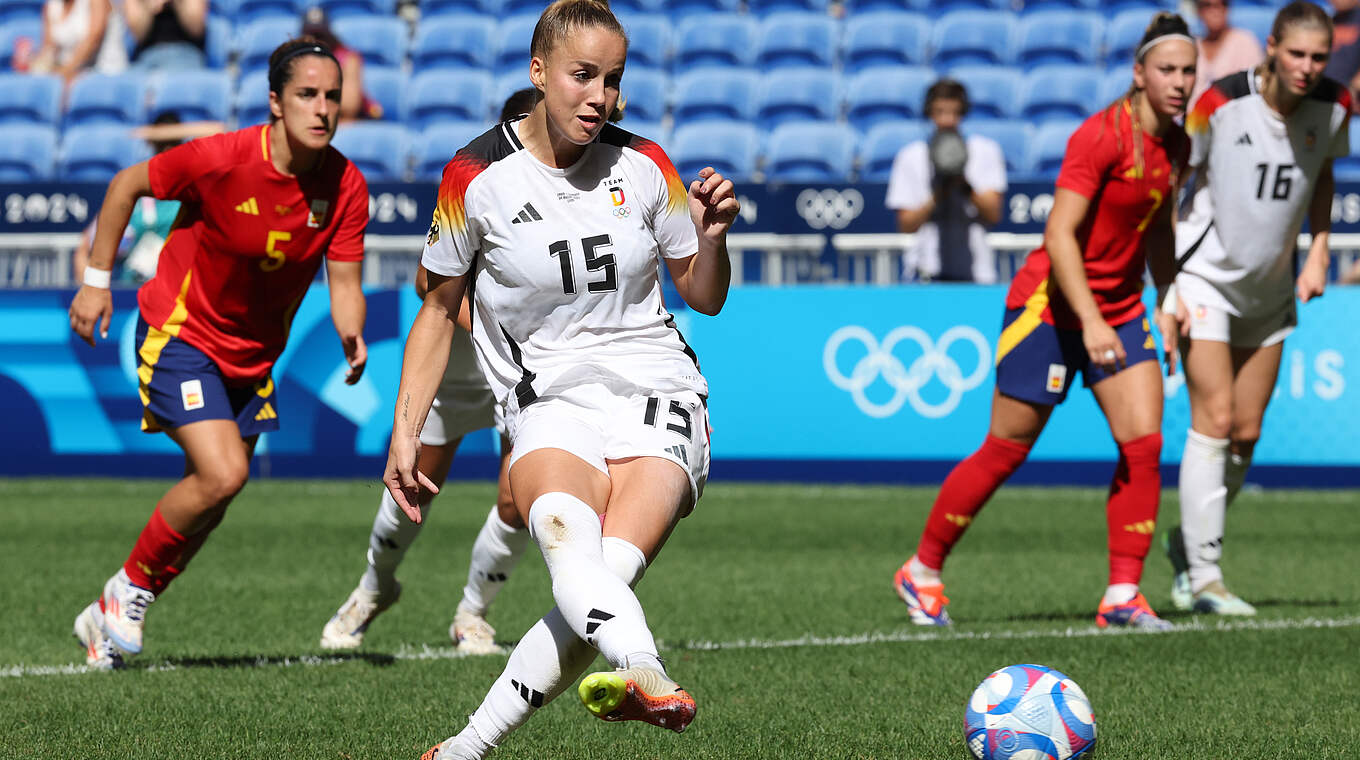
[964,664,1096,760]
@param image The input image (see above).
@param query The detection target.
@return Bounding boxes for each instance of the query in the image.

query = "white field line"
[5,614,1358,679]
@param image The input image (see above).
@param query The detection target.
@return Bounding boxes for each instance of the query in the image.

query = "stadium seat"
[1100,0,1176,10]
[65,73,148,128]
[0,73,60,126]
[664,0,740,22]
[617,119,667,145]
[1017,0,1099,9]
[674,14,757,68]
[672,67,758,127]
[0,124,56,181]
[0,18,41,64]
[844,65,935,130]
[747,0,829,16]
[619,68,667,123]
[963,118,1035,176]
[948,66,1022,119]
[1101,67,1133,107]
[231,0,298,24]
[412,121,487,181]
[857,121,929,183]
[58,125,151,182]
[405,69,494,129]
[670,122,760,182]
[931,10,1016,67]
[493,13,538,75]
[417,0,491,21]
[1105,8,1156,67]
[494,70,533,117]
[1028,119,1083,177]
[413,15,495,71]
[756,67,838,130]
[149,70,231,123]
[905,0,1009,12]
[1229,7,1275,49]
[363,66,404,121]
[312,0,398,20]
[843,12,929,72]
[236,18,300,79]
[608,0,668,12]
[333,16,408,68]
[235,71,271,126]
[0,0,41,24]
[1020,64,1102,123]
[757,12,838,70]
[204,17,232,69]
[1016,10,1102,66]
[331,122,410,181]
[615,13,670,70]
[765,122,857,183]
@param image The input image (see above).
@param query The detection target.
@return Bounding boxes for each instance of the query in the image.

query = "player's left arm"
[327,258,367,384]
[668,167,738,316]
[1298,159,1334,303]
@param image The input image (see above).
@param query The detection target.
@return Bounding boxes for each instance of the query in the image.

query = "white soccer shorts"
[419,378,499,447]
[1179,280,1296,348]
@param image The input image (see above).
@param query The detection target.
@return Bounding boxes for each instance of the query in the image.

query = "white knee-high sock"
[1179,429,1229,593]
[360,489,429,597]
[1224,451,1252,508]
[459,506,530,616]
[455,536,650,758]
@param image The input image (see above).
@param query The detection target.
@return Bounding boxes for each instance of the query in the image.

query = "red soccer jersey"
[1007,103,1189,329]
[137,124,368,383]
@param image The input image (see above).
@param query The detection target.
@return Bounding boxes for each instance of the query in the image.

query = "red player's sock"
[1106,433,1162,587]
[121,506,190,594]
[915,435,1031,570]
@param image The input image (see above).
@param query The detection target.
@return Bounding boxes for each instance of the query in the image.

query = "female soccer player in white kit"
[1163,0,1347,615]
[383,1,738,757]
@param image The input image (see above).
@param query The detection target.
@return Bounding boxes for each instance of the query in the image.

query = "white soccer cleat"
[419,735,483,760]
[1191,581,1257,616]
[450,606,501,655]
[101,568,156,656]
[1164,527,1192,611]
[73,600,124,670]
[1170,571,1193,611]
[320,583,401,650]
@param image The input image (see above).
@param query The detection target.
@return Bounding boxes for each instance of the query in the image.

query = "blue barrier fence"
[3,286,1356,485]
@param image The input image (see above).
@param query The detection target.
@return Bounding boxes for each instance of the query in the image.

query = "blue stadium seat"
[149,70,231,123]
[615,13,670,70]
[670,122,760,182]
[235,71,272,126]
[609,0,668,12]
[949,66,1022,119]
[0,19,41,64]
[312,0,398,20]
[756,67,838,130]
[413,15,494,71]
[906,0,1009,12]
[1101,67,1132,107]
[0,124,56,181]
[757,12,837,70]
[412,121,487,181]
[493,71,533,116]
[1019,0,1103,9]
[765,122,857,183]
[619,68,667,122]
[843,12,928,72]
[1016,10,1102,66]
[1229,7,1275,49]
[331,122,409,181]
[1105,8,1155,67]
[363,65,404,121]
[963,118,1034,176]
[0,73,60,126]
[747,0,829,15]
[672,67,758,127]
[59,125,151,182]
[493,14,538,75]
[236,18,299,79]
[0,0,42,24]
[675,14,757,68]
[857,121,929,183]
[231,0,297,24]
[665,0,740,22]
[417,0,491,20]
[65,73,148,128]
[844,66,935,130]
[1102,0,1177,10]
[204,17,232,69]
[1028,119,1083,177]
[333,16,408,68]
[931,11,1016,68]
[405,69,493,129]
[1020,64,1102,123]
[617,119,667,146]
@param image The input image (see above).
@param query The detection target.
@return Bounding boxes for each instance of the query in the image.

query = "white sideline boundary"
[4,614,1358,679]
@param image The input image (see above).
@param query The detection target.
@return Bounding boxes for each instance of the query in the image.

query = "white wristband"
[1159,282,1177,313]
[82,266,112,289]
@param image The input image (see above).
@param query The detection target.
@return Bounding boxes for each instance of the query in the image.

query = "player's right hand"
[1082,319,1125,374]
[1155,307,1181,376]
[68,285,113,347]
[383,435,438,523]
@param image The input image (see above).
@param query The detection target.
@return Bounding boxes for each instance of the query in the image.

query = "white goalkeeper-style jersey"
[1177,70,1350,316]
[421,118,704,415]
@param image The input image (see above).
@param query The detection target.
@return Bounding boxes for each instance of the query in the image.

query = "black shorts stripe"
[499,324,537,408]
[663,312,699,370]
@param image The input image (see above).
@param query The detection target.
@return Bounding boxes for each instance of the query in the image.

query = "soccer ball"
[964,664,1096,760]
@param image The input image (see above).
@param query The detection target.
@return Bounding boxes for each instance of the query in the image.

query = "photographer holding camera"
[886,79,1006,283]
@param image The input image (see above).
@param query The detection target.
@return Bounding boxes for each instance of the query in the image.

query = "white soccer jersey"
[1177,71,1350,315]
[421,119,704,415]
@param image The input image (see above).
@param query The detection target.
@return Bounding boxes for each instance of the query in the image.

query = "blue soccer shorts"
[994,308,1158,405]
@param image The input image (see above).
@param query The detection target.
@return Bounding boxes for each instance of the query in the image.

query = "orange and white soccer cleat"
[893,563,952,626]
[578,666,697,733]
[1096,592,1174,631]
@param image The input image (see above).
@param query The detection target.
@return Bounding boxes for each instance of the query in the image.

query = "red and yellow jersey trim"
[1186,85,1229,136]
[435,149,491,236]
[629,136,688,215]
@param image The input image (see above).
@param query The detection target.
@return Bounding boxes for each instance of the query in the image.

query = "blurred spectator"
[1341,258,1360,285]
[126,0,205,71]
[73,111,222,285]
[886,79,1005,284]
[301,6,377,121]
[1326,0,1360,112]
[501,87,540,122]
[29,0,126,82]
[1189,0,1263,108]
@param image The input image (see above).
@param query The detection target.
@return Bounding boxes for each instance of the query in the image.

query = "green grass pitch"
[2,477,1357,759]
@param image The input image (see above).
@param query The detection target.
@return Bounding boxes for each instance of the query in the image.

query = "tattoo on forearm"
[401,393,409,423]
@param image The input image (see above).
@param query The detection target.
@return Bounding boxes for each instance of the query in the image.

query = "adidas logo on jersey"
[235,197,260,215]
[511,202,543,224]
[1235,133,1252,146]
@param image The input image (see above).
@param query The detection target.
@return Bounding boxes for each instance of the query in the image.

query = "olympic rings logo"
[823,325,991,419]
[795,188,864,230]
